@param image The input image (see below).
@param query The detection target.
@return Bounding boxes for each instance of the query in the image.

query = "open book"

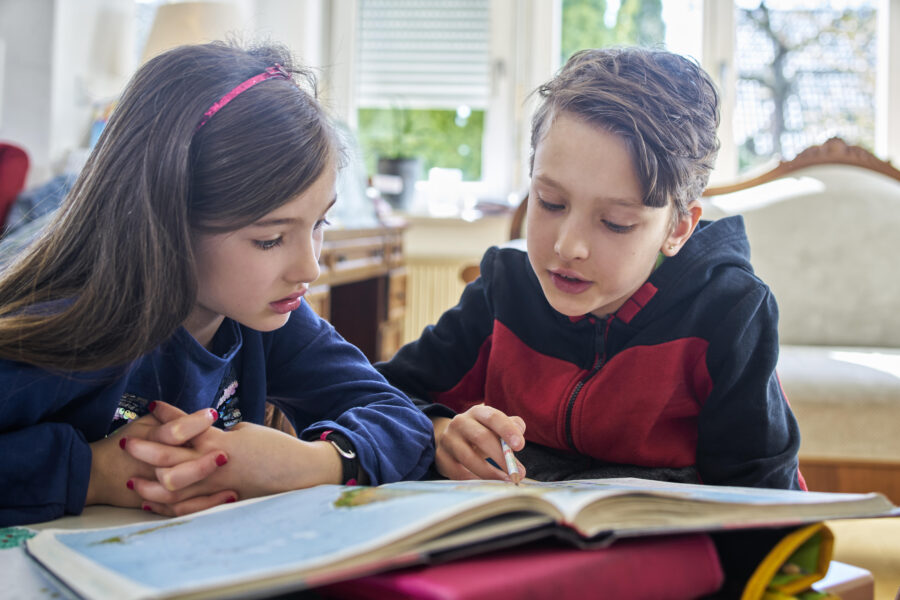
[26,478,895,600]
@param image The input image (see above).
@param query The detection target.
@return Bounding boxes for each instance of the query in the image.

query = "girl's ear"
[661,200,703,257]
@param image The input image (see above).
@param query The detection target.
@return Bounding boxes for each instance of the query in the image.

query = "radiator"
[403,259,470,344]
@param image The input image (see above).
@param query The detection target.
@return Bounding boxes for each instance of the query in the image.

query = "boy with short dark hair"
[377,46,805,490]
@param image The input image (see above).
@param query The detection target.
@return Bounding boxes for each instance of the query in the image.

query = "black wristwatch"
[319,430,361,485]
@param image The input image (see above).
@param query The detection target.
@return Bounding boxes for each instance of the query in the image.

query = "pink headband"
[196,64,291,130]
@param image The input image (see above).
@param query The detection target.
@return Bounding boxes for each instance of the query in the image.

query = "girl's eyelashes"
[252,215,330,249]
[253,237,284,251]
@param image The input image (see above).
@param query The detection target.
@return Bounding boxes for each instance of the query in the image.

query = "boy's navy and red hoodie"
[377,216,806,490]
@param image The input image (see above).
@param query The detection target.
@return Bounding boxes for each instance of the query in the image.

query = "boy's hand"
[122,402,343,517]
[432,405,526,481]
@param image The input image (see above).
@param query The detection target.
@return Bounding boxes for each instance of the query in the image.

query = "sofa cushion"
[778,344,900,460]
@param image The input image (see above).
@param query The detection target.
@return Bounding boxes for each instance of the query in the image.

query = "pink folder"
[318,533,723,600]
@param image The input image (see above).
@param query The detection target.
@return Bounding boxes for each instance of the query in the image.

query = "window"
[329,0,899,200]
[560,0,701,66]
[733,0,877,172]
[355,0,490,182]
[558,0,888,178]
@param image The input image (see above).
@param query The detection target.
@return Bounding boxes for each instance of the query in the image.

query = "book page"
[546,478,895,537]
[387,479,896,538]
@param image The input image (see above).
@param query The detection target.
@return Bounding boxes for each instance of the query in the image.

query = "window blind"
[356,0,490,110]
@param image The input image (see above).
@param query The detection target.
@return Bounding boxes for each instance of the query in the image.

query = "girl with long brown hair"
[0,42,433,527]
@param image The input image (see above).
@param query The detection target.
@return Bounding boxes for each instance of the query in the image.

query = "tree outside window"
[734,0,877,172]
[561,0,665,64]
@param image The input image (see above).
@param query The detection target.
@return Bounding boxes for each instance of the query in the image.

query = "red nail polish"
[142,504,152,512]
[209,408,219,421]
[215,454,228,467]
[226,496,236,503]
[148,401,157,412]
[126,479,134,490]
[119,437,127,449]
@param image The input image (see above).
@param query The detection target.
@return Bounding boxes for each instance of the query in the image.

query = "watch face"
[328,436,357,459]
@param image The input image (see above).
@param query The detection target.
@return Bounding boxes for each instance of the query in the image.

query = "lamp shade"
[141,1,242,63]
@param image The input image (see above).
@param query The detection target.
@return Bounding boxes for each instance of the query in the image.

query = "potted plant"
[373,106,422,212]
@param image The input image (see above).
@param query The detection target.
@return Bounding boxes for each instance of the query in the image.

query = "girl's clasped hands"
[88,402,339,517]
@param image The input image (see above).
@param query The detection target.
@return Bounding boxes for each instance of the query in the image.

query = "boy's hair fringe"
[530,47,720,220]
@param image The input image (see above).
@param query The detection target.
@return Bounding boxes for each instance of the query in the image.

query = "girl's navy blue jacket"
[0,301,435,526]
[377,216,805,490]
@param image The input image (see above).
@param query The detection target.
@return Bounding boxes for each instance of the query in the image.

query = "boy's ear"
[661,200,703,257]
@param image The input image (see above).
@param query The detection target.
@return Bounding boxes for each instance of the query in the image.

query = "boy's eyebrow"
[533,174,642,207]
[252,196,337,227]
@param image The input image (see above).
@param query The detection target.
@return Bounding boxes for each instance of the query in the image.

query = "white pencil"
[500,438,521,485]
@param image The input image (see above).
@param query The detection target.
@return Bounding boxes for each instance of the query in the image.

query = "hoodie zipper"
[563,318,609,450]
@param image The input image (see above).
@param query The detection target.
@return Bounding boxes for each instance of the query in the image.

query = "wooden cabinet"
[308,226,407,363]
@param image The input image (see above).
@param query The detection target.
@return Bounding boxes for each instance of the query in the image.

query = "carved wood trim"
[509,194,528,241]
[703,137,900,196]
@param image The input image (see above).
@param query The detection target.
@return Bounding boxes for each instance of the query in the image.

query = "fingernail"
[511,436,523,448]
[126,479,134,490]
[148,401,157,412]
[142,504,152,512]
[226,496,237,503]
[119,437,127,449]
[209,408,219,421]
[215,454,228,467]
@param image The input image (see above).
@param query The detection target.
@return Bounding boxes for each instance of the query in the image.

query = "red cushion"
[0,143,30,228]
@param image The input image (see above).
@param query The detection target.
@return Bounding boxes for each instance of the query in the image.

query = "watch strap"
[319,430,359,485]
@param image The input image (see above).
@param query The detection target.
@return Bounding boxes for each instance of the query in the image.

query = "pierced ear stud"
[668,244,676,251]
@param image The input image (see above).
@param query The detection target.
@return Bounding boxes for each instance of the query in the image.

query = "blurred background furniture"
[826,517,900,600]
[0,142,28,232]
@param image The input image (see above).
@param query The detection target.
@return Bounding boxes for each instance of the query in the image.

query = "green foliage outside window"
[561,0,665,64]
[357,108,484,181]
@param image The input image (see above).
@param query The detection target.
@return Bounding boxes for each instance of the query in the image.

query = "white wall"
[51,0,136,179]
[251,0,324,69]
[0,0,135,185]
[0,0,55,186]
